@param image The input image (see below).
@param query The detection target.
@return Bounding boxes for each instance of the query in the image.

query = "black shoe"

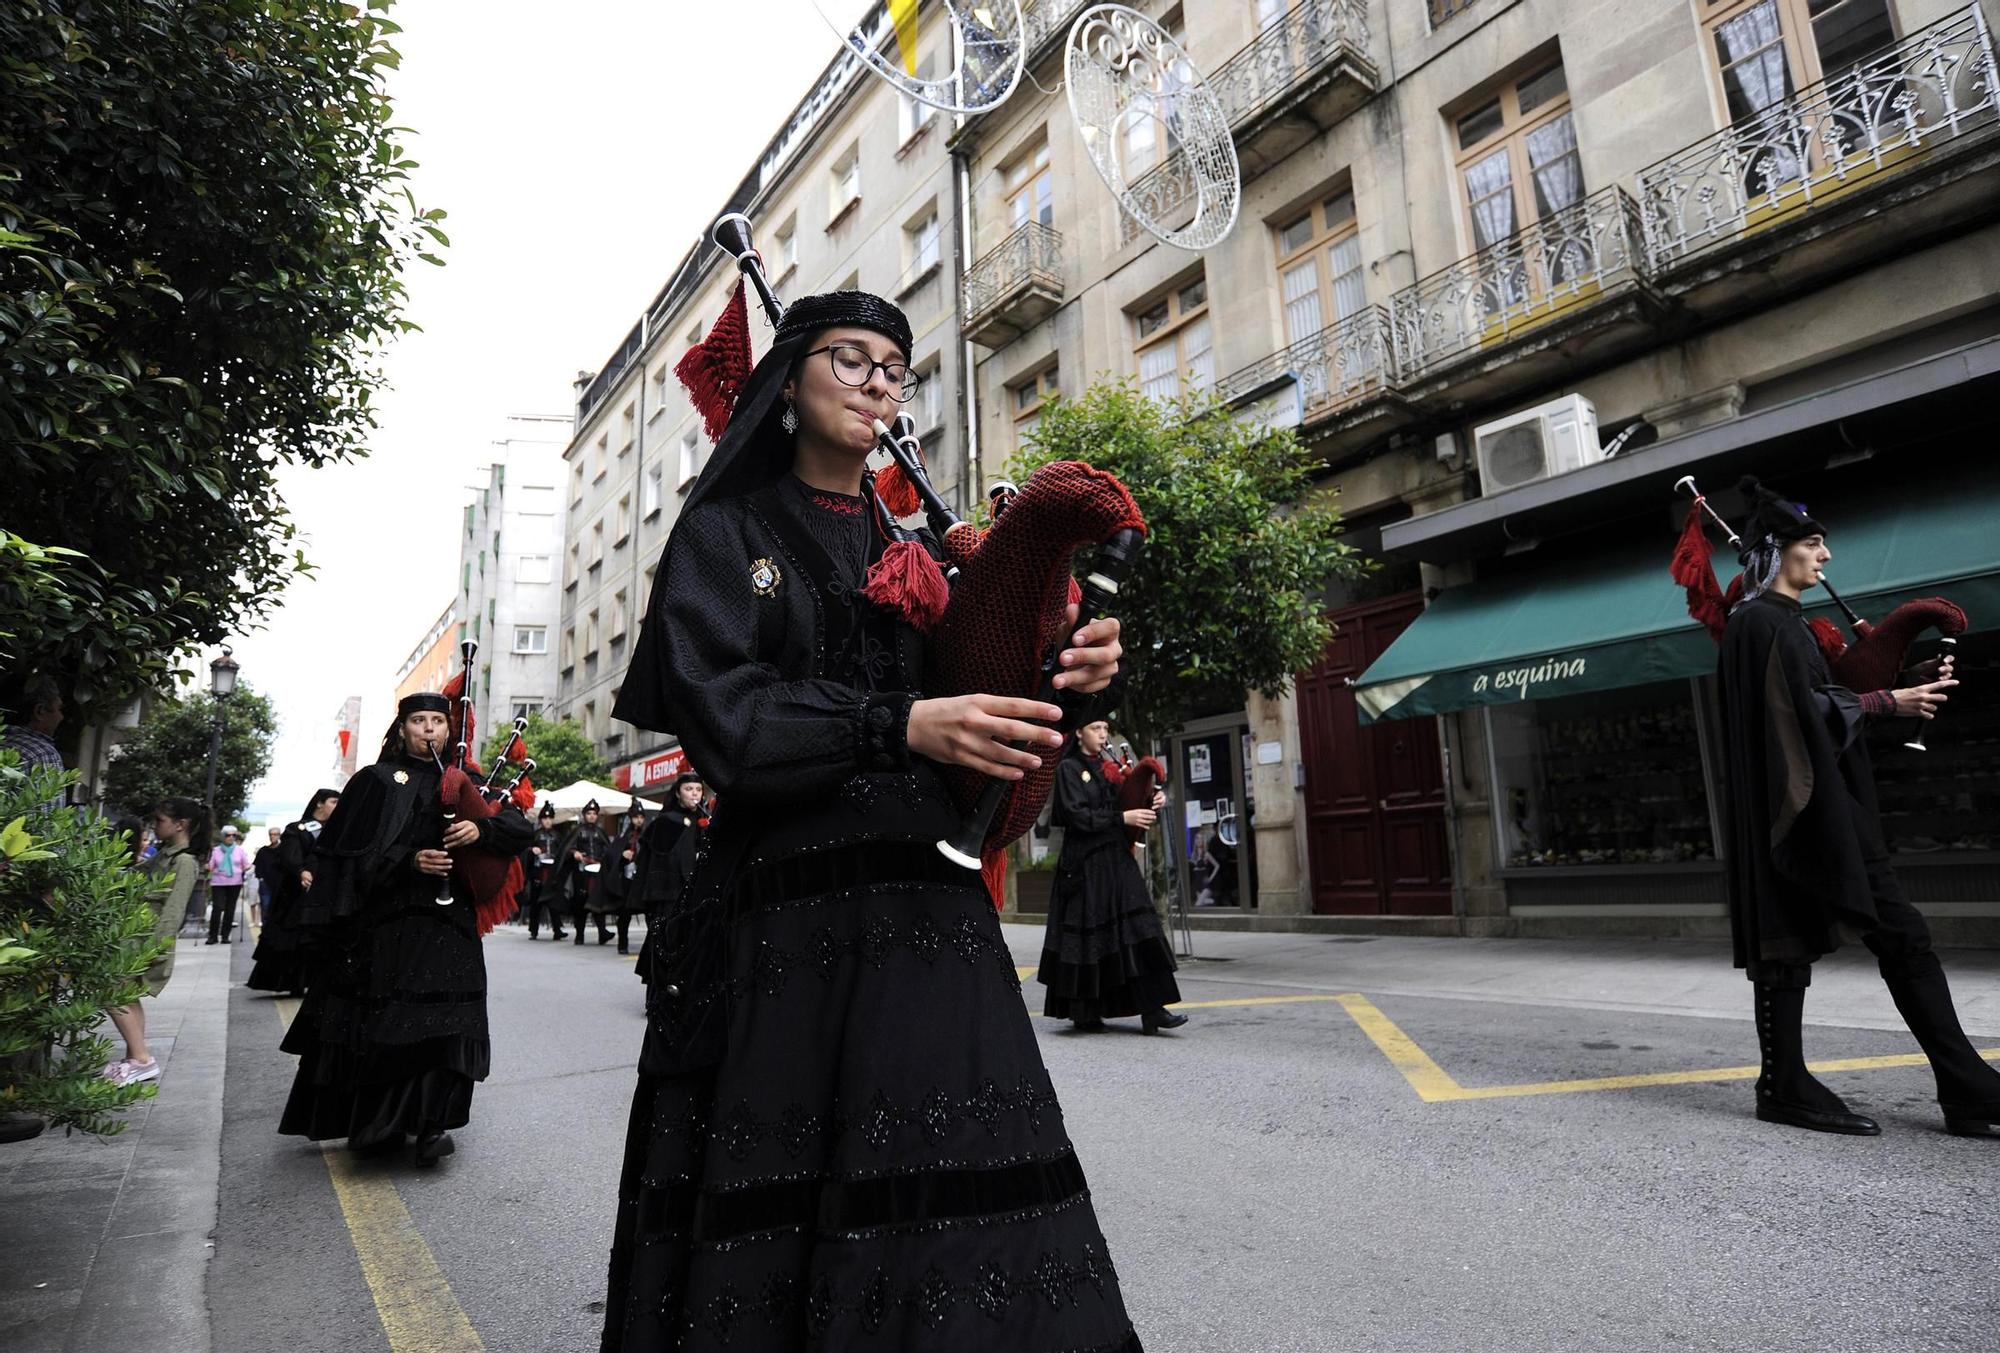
[414,1131,455,1167]
[0,1112,47,1144]
[617,945,630,956]
[550,930,566,941]
[1943,1107,2000,1138]
[1141,1007,1189,1034]
[1755,1092,1880,1136]
[597,931,612,946]
[1070,1016,1105,1032]
[352,1132,406,1158]
[1879,953,2000,1139]
[204,938,218,946]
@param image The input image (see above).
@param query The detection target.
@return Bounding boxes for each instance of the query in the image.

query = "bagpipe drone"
[423,639,540,934]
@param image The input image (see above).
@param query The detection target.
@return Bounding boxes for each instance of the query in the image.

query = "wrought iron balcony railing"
[962,220,1064,330]
[1638,7,2000,267]
[1427,0,1477,29]
[1021,0,1090,66]
[1211,0,1371,129]
[1390,185,1650,379]
[1214,305,1398,415]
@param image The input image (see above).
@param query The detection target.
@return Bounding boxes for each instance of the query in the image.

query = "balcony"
[1389,185,1660,398]
[1214,306,1408,455]
[1210,0,1377,180]
[963,221,1065,348]
[1636,7,2000,309]
[1020,0,1090,69]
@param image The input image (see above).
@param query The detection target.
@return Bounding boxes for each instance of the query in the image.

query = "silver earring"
[781,399,799,435]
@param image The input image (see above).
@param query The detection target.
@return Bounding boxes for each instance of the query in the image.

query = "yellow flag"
[890,0,920,76]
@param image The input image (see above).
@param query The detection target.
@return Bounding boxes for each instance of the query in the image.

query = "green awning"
[1355,474,2000,724]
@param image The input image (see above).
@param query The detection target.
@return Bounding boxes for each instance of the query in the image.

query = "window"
[679,427,703,487]
[1453,60,1582,258]
[914,360,944,433]
[907,210,941,277]
[517,554,553,583]
[509,699,546,722]
[619,403,635,456]
[570,459,585,505]
[829,144,860,221]
[588,519,604,569]
[899,55,938,143]
[582,700,596,739]
[1700,0,1896,184]
[1275,190,1364,347]
[513,625,548,654]
[518,484,557,515]
[1133,278,1212,402]
[1011,363,1059,447]
[774,216,798,278]
[592,433,609,481]
[1428,0,1478,29]
[685,320,703,352]
[650,364,669,419]
[614,493,632,545]
[584,609,600,655]
[1005,140,1053,229]
[610,589,628,640]
[560,627,576,669]
[643,463,664,518]
[565,542,579,589]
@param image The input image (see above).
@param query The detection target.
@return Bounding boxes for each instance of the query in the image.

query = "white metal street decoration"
[1064,4,1240,251]
[808,0,1027,116]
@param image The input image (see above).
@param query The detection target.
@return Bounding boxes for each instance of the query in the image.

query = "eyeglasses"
[804,344,922,402]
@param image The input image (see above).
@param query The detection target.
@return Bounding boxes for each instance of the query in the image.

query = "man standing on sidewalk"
[1717,479,1998,1139]
[206,825,249,945]
[2,675,67,814]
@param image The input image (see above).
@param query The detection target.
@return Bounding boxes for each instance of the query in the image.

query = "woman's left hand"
[442,819,480,849]
[1054,607,1122,693]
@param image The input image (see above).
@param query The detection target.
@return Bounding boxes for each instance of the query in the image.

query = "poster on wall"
[1189,744,1213,785]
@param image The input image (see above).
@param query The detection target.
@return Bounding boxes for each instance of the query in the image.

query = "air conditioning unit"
[1473,394,1601,493]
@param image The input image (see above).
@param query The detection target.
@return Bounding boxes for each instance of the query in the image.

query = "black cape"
[245,820,319,992]
[1718,591,1886,967]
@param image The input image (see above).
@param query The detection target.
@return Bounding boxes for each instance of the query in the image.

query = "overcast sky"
[233,0,878,817]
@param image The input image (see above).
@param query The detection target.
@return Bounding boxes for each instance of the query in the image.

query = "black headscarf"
[613,289,913,733]
[297,787,340,825]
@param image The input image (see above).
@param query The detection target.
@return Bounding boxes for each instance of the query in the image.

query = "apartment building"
[961,0,1999,941]
[455,424,567,749]
[393,601,459,710]
[556,0,966,794]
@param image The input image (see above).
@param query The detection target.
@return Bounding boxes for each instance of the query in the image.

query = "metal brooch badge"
[750,558,782,596]
[393,770,410,784]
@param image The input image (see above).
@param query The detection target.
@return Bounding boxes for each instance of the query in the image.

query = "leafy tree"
[482,712,609,796]
[0,0,442,714]
[1013,380,1370,753]
[0,744,166,1135]
[102,687,278,823]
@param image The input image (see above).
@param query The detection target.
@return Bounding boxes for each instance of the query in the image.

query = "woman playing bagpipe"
[277,693,533,1165]
[595,807,649,955]
[1039,719,1185,1034]
[601,273,1143,1350]
[1703,481,1998,1138]
[244,787,339,995]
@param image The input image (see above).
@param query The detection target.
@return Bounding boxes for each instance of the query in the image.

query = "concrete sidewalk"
[0,938,229,1353]
[999,923,2000,1037]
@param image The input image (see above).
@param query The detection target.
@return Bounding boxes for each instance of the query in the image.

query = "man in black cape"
[1718,478,1997,1137]
[551,799,614,947]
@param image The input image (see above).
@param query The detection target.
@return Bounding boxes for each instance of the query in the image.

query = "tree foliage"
[0,0,442,713]
[0,744,166,1135]
[483,712,609,797]
[1013,380,1371,751]
[102,687,278,823]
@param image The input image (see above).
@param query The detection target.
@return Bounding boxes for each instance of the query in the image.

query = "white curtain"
[1139,343,1179,402]
[1715,3,1788,120]
[1283,260,1322,345]
[1463,147,1516,250]
[1183,318,1214,393]
[1328,235,1365,319]
[1526,112,1583,219]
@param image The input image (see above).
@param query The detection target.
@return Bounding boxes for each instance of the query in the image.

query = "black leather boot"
[1141,1007,1189,1034]
[1753,982,1880,1135]
[414,1131,455,1167]
[1880,953,2000,1138]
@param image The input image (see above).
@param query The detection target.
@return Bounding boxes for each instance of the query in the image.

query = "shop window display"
[1871,630,1999,856]
[1488,679,1718,868]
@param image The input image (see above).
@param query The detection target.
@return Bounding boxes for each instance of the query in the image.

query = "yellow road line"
[271,997,485,1351]
[1016,965,1037,982]
[1334,994,1467,1101]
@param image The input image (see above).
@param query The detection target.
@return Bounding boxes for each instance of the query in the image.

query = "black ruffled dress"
[1037,752,1181,1022]
[601,475,1141,1352]
[278,754,531,1146]
[246,820,317,993]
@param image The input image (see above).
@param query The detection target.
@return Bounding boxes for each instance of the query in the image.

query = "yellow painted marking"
[1016,965,1037,982]
[271,997,485,1351]
[1334,994,1466,1101]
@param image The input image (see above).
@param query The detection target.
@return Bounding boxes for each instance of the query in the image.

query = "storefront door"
[1298,593,1452,914]
[1170,716,1258,910]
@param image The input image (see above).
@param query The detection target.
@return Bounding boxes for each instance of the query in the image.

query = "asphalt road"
[212,924,1999,1352]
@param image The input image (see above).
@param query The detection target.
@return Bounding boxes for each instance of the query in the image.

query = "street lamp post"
[185,647,241,930]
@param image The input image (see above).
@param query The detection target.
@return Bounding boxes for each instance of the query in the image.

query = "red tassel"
[510,775,537,812]
[861,539,950,632]
[1670,500,1729,642]
[675,281,753,442]
[980,849,1007,912]
[874,459,924,518]
[476,859,524,936]
[1807,617,1849,664]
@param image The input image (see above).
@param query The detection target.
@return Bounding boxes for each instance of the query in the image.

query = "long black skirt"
[246,889,312,993]
[279,901,489,1146]
[602,856,1142,1352]
[1038,848,1180,1022]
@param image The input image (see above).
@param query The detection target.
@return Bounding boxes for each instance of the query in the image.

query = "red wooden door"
[1297,593,1453,915]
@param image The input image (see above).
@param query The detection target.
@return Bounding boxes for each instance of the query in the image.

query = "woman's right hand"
[299,870,314,891]
[907,695,1065,779]
[413,849,453,876]
[1122,808,1157,830]
[1892,677,1958,719]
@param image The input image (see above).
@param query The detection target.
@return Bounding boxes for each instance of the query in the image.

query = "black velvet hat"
[538,803,555,821]
[582,798,601,814]
[397,692,451,718]
[1735,476,1827,557]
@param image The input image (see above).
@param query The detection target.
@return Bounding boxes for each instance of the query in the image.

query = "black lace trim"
[685,1074,1063,1170]
[729,838,983,913]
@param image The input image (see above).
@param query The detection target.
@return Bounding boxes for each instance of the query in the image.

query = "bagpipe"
[1102,744,1169,849]
[705,213,1147,900]
[1671,475,1966,748]
[427,640,540,934]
